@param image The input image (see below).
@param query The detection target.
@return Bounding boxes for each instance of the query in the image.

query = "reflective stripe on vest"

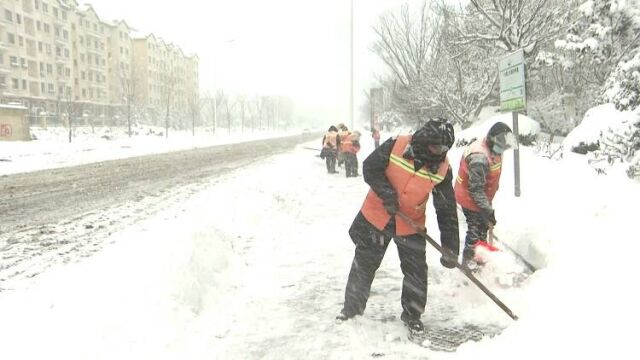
[361,135,450,236]
[454,137,502,211]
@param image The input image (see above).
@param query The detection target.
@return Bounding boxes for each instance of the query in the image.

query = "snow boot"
[401,312,425,335]
[336,309,359,321]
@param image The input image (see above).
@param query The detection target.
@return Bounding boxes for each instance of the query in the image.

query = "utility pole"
[350,0,354,130]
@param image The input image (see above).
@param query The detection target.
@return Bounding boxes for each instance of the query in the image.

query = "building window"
[46,64,53,74]
[5,10,12,22]
[23,80,27,90]
[38,42,43,52]
[64,49,69,58]
[62,10,67,20]
[81,71,85,80]
[44,23,50,33]
[12,78,19,89]
[7,33,15,44]
[53,7,58,18]
[41,83,45,92]
[37,21,41,31]
[63,30,68,40]
[16,14,22,24]
[43,3,48,13]
[48,83,54,93]
[18,36,24,47]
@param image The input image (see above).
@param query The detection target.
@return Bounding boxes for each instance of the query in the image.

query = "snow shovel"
[397,212,519,321]
[490,231,537,273]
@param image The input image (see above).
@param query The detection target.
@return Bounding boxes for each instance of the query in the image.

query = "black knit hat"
[487,122,512,138]
[412,118,455,148]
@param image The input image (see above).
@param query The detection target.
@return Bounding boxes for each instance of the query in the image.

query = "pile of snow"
[458,112,541,145]
[562,104,630,151]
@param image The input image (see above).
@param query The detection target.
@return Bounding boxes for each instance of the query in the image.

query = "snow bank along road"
[0,133,321,290]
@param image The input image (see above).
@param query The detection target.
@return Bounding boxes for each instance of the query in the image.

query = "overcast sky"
[88,0,463,123]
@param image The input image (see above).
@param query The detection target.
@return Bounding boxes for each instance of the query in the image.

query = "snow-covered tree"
[603,51,640,110]
[372,1,498,125]
[456,0,568,55]
[556,0,640,86]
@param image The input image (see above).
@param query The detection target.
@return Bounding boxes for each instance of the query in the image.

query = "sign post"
[499,49,526,197]
[370,88,384,130]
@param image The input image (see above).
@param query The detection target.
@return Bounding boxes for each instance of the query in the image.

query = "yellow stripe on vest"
[456,175,464,184]
[490,162,502,171]
[389,154,445,183]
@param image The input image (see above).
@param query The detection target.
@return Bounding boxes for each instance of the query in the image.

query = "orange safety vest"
[341,133,359,154]
[361,135,450,236]
[324,131,338,148]
[338,131,350,150]
[454,137,502,211]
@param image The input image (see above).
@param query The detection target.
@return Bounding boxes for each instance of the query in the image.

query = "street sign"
[499,49,526,111]
[370,88,384,130]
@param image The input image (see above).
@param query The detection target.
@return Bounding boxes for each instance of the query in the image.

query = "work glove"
[382,196,399,216]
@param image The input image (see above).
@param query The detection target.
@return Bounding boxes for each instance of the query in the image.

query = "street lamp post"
[350,0,354,130]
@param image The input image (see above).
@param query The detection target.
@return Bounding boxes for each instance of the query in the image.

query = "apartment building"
[132,34,199,122]
[0,0,199,126]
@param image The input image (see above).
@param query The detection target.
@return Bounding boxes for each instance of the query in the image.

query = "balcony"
[54,37,68,46]
[86,47,102,56]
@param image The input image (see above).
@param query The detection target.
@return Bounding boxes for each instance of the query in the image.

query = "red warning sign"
[0,124,12,137]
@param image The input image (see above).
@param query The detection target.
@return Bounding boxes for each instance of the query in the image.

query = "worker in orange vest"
[336,118,459,335]
[341,130,361,177]
[336,123,350,168]
[454,122,517,268]
[321,125,339,174]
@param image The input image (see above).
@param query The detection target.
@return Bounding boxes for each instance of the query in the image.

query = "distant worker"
[321,125,340,174]
[372,127,381,149]
[337,123,350,168]
[454,122,517,268]
[341,130,361,177]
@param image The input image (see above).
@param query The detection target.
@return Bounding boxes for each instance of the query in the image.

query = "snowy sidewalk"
[0,134,638,359]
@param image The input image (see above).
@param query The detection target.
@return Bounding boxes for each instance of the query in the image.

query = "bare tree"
[224,93,237,134]
[371,1,440,90]
[162,71,177,138]
[121,69,137,137]
[61,88,84,143]
[456,0,568,55]
[372,1,497,124]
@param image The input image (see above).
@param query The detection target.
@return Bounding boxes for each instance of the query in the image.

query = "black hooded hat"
[408,118,455,171]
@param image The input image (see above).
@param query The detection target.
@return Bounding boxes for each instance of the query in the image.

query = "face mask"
[492,143,505,155]
[490,132,517,154]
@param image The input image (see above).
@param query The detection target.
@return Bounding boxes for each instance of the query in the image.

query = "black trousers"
[344,153,358,177]
[462,208,488,262]
[325,150,337,173]
[342,212,427,320]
